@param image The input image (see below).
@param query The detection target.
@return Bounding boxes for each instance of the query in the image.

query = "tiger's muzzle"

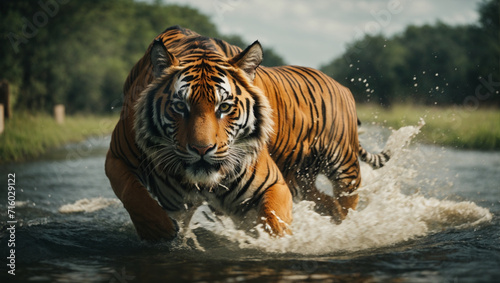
[184,143,223,185]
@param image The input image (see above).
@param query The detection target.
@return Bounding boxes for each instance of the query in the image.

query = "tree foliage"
[321,0,499,107]
[1,0,497,113]
[0,0,285,113]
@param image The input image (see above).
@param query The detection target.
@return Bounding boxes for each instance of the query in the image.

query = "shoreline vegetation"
[357,104,500,150]
[0,112,118,163]
[0,105,498,163]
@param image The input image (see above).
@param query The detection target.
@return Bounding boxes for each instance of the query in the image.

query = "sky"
[164,0,483,68]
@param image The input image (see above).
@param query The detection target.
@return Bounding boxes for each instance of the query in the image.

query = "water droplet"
[435,73,439,77]
[414,83,418,87]
[413,76,417,80]
[350,78,354,82]
[349,64,353,68]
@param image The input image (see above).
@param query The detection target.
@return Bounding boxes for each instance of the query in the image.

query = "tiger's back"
[254,65,361,213]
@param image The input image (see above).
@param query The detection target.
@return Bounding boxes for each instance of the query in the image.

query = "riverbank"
[1,105,498,163]
[356,104,500,150]
[0,112,117,163]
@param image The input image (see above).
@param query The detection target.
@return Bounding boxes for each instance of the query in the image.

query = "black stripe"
[234,167,257,202]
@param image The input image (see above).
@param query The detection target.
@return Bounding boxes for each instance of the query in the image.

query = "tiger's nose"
[189,144,216,156]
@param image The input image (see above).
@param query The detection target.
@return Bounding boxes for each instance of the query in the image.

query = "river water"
[0,123,499,282]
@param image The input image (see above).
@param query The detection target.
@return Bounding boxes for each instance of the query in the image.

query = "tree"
[473,0,500,106]
[0,0,233,113]
[320,0,500,107]
[321,35,407,107]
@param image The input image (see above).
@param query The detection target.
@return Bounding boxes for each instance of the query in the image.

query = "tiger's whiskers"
[218,183,230,191]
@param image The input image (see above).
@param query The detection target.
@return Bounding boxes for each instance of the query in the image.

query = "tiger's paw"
[131,214,178,242]
[260,213,293,237]
[127,204,179,242]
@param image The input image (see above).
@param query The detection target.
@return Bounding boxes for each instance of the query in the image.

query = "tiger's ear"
[229,40,263,81]
[151,39,179,78]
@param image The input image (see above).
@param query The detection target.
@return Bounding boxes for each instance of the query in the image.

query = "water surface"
[1,125,499,282]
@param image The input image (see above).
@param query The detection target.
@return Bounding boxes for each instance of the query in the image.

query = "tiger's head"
[134,38,273,187]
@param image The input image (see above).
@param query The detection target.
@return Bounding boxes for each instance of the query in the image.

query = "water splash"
[185,121,492,254]
[59,197,120,213]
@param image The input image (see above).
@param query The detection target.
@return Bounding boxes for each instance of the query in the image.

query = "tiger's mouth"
[190,160,220,174]
[184,160,223,185]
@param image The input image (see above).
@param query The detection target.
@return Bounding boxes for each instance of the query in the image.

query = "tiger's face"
[134,40,273,187]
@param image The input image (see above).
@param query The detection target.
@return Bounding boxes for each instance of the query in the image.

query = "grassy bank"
[0,112,118,163]
[1,105,498,163]
[356,104,500,150]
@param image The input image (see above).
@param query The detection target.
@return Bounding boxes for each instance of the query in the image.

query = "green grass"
[356,104,500,150]
[0,112,118,163]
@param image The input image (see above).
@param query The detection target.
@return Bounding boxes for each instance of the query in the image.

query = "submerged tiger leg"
[295,158,361,224]
[300,177,359,223]
[105,150,177,241]
[300,177,345,224]
[328,160,361,223]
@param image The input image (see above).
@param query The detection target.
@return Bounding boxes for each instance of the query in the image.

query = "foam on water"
[58,197,120,213]
[186,120,493,254]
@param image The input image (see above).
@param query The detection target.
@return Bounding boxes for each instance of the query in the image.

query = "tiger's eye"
[219,103,231,113]
[173,101,186,113]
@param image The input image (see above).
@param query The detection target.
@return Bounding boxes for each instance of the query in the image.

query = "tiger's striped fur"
[105,26,390,241]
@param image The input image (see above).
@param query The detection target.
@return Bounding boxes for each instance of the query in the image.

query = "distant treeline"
[320,0,499,107]
[1,0,498,114]
[0,0,284,113]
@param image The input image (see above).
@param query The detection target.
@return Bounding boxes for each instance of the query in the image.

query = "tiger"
[105,26,390,241]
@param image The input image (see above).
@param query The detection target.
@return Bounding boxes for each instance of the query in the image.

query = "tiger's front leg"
[258,182,293,236]
[255,155,293,237]
[105,150,177,242]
